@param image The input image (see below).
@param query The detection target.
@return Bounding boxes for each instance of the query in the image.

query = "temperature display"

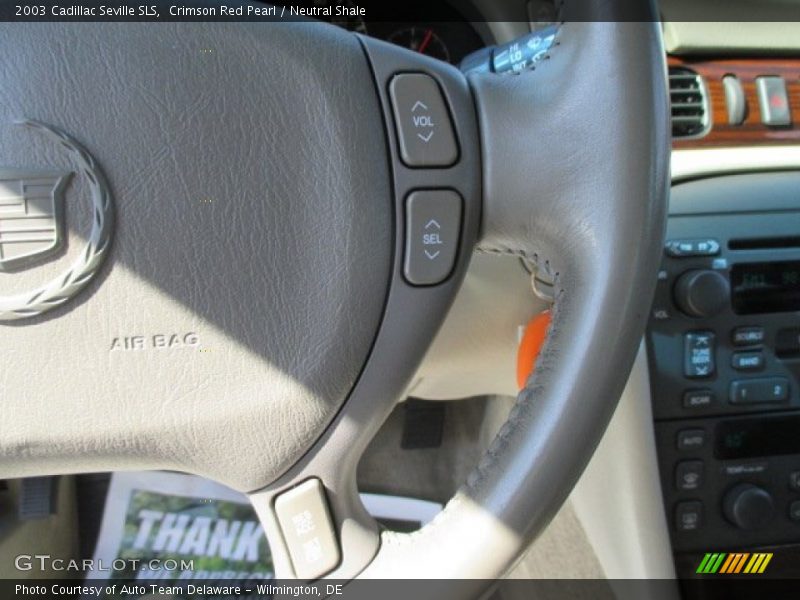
[715,414,800,459]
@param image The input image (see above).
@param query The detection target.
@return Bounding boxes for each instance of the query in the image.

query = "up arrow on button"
[411,101,429,112]
[425,219,441,230]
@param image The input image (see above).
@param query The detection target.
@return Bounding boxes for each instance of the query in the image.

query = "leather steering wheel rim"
[252,13,669,587]
[0,2,669,591]
[363,18,670,582]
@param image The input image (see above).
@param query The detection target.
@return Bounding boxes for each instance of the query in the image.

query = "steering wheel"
[0,1,668,591]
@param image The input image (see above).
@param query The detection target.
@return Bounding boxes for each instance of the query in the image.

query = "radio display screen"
[715,415,800,459]
[731,261,800,314]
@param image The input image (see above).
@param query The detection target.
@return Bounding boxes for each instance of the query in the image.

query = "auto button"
[389,73,458,167]
[404,190,462,285]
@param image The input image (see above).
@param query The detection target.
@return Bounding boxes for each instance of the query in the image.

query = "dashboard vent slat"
[669,67,710,139]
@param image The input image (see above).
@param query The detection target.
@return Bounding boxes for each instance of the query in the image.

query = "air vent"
[669,67,710,139]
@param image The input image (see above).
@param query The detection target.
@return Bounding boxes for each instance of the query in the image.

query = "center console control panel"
[647,172,800,557]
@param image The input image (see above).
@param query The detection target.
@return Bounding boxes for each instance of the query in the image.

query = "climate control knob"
[723,483,775,530]
[674,269,730,318]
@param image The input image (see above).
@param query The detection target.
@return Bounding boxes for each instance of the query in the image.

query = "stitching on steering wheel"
[381,5,568,553]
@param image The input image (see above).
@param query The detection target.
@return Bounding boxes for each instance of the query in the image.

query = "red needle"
[417,28,434,55]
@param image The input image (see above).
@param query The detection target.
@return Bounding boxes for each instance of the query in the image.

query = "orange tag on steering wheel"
[517,310,552,390]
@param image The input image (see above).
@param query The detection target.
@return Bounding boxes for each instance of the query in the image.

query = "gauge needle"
[417,28,434,54]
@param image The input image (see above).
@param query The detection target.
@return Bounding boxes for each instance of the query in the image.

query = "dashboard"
[646,170,800,590]
[669,55,800,148]
[654,18,800,588]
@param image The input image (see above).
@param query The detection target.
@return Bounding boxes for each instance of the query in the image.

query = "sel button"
[404,190,462,286]
[389,73,459,167]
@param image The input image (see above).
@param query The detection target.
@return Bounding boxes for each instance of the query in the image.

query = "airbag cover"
[0,23,391,491]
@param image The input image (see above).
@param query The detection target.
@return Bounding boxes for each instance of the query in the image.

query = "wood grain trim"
[669,56,800,148]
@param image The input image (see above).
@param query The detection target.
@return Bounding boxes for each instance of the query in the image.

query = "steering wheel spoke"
[247,34,483,580]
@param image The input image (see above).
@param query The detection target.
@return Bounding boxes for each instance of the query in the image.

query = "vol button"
[389,73,458,167]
